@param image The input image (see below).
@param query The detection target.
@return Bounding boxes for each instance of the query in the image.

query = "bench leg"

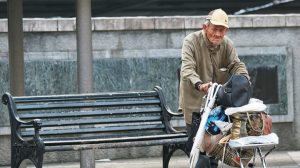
[11,145,24,168]
[163,144,189,168]
[33,139,45,168]
[11,139,45,168]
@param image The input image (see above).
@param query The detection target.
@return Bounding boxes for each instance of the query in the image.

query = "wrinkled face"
[203,23,228,45]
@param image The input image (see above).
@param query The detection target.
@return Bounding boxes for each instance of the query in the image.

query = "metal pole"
[76,0,95,168]
[8,1,27,168]
[7,0,25,97]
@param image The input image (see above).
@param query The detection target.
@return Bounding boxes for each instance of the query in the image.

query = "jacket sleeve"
[181,38,202,88]
[227,44,250,80]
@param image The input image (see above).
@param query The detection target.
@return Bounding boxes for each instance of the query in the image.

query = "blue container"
[206,106,228,135]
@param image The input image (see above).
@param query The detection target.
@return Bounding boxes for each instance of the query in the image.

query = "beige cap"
[206,9,229,28]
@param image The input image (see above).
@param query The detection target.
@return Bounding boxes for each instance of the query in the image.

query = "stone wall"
[0,14,300,165]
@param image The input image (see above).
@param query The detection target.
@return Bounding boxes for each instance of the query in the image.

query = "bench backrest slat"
[16,99,160,111]
[20,116,163,128]
[14,91,158,103]
[18,107,162,119]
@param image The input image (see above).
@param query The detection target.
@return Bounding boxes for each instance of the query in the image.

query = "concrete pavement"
[1,150,299,168]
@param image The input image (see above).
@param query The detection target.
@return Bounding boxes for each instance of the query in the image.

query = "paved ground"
[1,151,299,168]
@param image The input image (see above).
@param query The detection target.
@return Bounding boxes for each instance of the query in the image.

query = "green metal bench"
[2,86,188,168]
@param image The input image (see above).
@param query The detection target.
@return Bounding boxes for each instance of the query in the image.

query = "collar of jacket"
[202,30,220,53]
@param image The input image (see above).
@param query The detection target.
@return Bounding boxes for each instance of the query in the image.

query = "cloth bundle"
[205,134,254,167]
[225,98,272,140]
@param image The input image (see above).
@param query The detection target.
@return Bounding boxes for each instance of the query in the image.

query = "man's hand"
[198,82,213,92]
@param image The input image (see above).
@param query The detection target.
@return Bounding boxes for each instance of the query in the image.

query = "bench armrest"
[154,86,184,119]
[12,117,43,140]
[16,119,42,140]
[2,93,42,140]
[17,118,41,126]
[154,86,186,134]
[166,110,184,117]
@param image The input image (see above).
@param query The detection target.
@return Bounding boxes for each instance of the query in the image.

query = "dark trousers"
[186,123,219,168]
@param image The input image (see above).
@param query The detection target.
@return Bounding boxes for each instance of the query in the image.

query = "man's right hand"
[198,82,213,92]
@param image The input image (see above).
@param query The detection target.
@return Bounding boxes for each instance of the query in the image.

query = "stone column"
[7,0,25,97]
[7,1,26,167]
[76,0,95,168]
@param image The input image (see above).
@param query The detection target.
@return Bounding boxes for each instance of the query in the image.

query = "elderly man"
[179,9,250,167]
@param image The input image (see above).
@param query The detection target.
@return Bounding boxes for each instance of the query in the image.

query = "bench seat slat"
[44,133,187,146]
[16,99,160,111]
[14,91,158,103]
[20,116,163,128]
[18,108,162,119]
[45,138,188,152]
[22,124,165,137]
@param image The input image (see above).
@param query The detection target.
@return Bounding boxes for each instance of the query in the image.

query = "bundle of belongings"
[190,75,278,167]
[201,98,275,167]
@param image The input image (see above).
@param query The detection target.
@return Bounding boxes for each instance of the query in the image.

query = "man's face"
[203,23,228,45]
